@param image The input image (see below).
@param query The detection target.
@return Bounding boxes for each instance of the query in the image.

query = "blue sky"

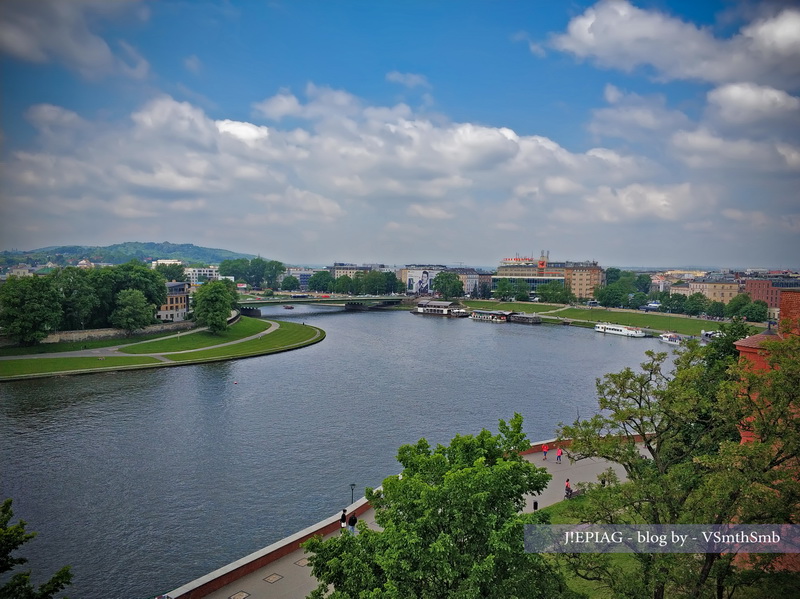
[1,0,798,269]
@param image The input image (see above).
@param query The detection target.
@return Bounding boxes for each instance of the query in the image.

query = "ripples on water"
[0,308,663,598]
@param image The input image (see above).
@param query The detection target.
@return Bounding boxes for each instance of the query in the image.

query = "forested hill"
[1,242,256,267]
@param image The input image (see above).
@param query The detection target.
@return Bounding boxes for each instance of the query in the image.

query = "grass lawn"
[462,300,563,313]
[554,308,733,335]
[0,356,161,377]
[0,330,187,357]
[168,321,322,361]
[119,317,269,354]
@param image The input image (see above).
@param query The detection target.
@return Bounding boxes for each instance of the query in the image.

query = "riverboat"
[594,323,645,337]
[659,333,682,345]
[470,310,512,322]
[508,313,542,324]
[701,330,721,342]
[412,300,469,317]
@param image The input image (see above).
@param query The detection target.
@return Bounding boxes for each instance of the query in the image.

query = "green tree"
[383,271,402,294]
[308,271,334,293]
[493,278,514,301]
[594,284,625,307]
[478,281,492,299]
[706,300,725,318]
[628,291,648,309]
[683,292,709,316]
[1,499,72,599]
[432,271,464,300]
[605,267,622,285]
[110,289,154,335]
[334,275,352,295]
[513,278,530,301]
[364,270,387,295]
[51,267,98,331]
[219,258,250,282]
[634,273,652,294]
[725,293,751,318]
[351,271,365,295]
[154,263,187,282]
[740,299,768,322]
[304,415,565,599]
[263,260,286,290]
[193,280,234,334]
[247,257,268,288]
[557,336,799,598]
[280,275,301,291]
[85,261,167,328]
[0,276,63,345]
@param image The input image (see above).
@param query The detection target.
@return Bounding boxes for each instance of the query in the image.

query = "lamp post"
[350,483,356,505]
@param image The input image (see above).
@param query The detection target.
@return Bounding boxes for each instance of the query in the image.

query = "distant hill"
[1,242,257,267]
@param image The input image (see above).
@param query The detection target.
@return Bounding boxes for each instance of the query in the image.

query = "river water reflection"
[1,307,663,598]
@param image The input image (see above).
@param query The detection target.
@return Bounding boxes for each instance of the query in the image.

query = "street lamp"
[350,483,356,504]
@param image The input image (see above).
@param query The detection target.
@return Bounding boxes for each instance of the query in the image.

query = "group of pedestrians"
[340,509,358,534]
[541,444,563,463]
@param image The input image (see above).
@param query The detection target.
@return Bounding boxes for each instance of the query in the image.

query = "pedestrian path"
[170,446,625,599]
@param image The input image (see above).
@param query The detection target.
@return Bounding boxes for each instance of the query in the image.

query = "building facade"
[156,281,190,322]
[184,266,220,285]
[744,277,800,309]
[688,279,740,304]
[492,254,603,298]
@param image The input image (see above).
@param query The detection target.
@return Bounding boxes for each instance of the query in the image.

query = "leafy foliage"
[493,278,514,301]
[1,499,72,599]
[303,414,566,599]
[193,280,234,334]
[110,289,155,335]
[154,263,187,282]
[556,330,799,598]
[432,271,464,300]
[0,276,63,345]
[308,271,334,292]
[281,275,301,291]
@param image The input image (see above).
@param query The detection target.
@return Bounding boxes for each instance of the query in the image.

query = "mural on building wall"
[406,268,443,295]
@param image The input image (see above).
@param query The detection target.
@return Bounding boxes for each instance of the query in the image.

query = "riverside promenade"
[163,440,629,599]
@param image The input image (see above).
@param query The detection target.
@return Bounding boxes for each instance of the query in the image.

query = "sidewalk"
[172,447,625,599]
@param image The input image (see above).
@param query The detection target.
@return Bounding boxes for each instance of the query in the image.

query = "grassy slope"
[119,317,269,354]
[0,356,161,377]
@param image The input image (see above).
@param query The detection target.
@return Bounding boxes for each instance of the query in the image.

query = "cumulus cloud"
[0,0,149,79]
[2,84,797,265]
[550,0,800,88]
[707,82,800,125]
[590,84,691,141]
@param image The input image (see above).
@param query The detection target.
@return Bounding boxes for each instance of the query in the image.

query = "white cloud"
[386,71,430,88]
[550,0,800,88]
[0,0,149,79]
[671,128,800,171]
[590,85,690,141]
[407,204,453,220]
[707,83,800,125]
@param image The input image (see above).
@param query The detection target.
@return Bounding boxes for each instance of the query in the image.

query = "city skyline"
[1,1,799,269]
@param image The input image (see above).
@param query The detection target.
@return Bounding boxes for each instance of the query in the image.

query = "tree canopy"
[308,271,334,293]
[556,327,799,598]
[432,271,464,300]
[193,280,234,334]
[493,278,514,301]
[110,289,155,335]
[154,263,187,282]
[1,499,72,599]
[280,275,301,291]
[0,276,63,345]
[303,414,566,599]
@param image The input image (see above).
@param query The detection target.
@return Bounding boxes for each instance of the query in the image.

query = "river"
[0,307,663,598]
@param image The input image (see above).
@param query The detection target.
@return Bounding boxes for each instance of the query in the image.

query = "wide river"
[1,306,664,598]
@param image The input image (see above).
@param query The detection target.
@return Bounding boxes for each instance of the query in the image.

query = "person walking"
[340,509,347,532]
[347,512,358,535]
[556,447,563,464]
[542,444,549,461]
[565,478,572,499]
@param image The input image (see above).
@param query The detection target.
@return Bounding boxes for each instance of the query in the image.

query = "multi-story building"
[669,282,692,298]
[285,267,326,291]
[151,259,183,269]
[156,281,190,322]
[329,262,374,279]
[744,276,800,309]
[689,278,740,304]
[492,254,604,299]
[184,266,220,285]
[399,265,447,295]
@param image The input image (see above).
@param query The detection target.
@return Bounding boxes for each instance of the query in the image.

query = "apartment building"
[156,281,190,322]
[492,254,603,298]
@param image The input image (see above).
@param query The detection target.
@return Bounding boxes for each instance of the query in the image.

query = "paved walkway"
[190,449,625,599]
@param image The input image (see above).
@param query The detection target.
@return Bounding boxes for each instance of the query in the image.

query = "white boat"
[594,323,645,337]
[659,333,682,345]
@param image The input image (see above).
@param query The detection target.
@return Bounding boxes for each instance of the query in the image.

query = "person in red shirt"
[556,447,563,463]
[542,444,549,460]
